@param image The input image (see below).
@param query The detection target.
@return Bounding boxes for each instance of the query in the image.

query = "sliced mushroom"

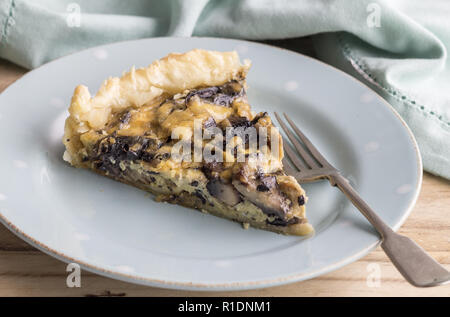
[227,115,251,128]
[267,217,301,227]
[231,166,291,219]
[232,180,290,218]
[185,81,244,107]
[206,180,242,206]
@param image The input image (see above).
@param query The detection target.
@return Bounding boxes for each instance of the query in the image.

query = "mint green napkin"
[1,0,449,178]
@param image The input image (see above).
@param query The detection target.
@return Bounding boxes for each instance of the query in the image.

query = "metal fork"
[274,112,450,287]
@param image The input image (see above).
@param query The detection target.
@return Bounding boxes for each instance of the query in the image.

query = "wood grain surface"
[0,50,449,297]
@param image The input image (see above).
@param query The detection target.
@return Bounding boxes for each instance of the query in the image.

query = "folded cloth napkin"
[1,0,449,178]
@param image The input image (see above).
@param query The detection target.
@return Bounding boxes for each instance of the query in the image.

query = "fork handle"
[331,174,393,238]
[331,173,450,287]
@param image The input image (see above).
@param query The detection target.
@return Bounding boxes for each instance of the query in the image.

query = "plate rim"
[0,36,423,291]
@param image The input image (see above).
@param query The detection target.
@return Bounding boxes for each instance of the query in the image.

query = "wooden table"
[0,48,449,296]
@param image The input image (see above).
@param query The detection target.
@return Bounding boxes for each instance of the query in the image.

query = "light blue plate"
[0,38,422,290]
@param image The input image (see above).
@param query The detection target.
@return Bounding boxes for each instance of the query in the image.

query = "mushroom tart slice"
[63,49,313,236]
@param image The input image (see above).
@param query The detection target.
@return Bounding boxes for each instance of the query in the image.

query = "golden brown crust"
[63,49,250,165]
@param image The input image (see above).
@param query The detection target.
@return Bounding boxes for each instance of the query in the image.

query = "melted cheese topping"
[79,82,283,181]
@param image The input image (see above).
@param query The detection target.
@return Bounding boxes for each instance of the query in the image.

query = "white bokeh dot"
[360,92,375,103]
[74,232,90,241]
[235,44,249,54]
[13,160,28,168]
[364,141,380,153]
[214,260,232,268]
[50,97,65,108]
[93,49,109,60]
[284,81,299,92]
[0,193,7,201]
[396,184,413,194]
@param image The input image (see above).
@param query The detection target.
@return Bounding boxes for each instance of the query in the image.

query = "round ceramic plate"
[0,37,422,290]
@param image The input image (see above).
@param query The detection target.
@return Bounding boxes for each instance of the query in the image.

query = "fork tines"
[274,112,331,174]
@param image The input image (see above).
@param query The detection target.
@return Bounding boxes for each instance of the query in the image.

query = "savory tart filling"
[63,49,313,236]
